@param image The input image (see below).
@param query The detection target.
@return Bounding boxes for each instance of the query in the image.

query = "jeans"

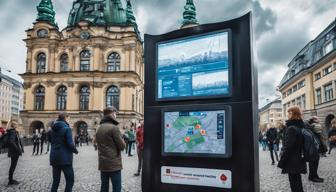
[9,156,19,182]
[308,157,320,178]
[40,141,44,154]
[137,148,143,173]
[128,142,134,156]
[270,149,279,163]
[288,174,304,192]
[51,165,74,192]
[33,142,39,155]
[100,170,122,192]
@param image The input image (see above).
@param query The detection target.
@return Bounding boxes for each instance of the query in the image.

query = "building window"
[37,53,46,73]
[57,86,67,110]
[333,62,336,71]
[324,41,334,55]
[291,100,295,106]
[37,29,48,38]
[35,86,45,111]
[315,72,321,81]
[79,86,90,110]
[80,50,91,71]
[60,54,69,72]
[298,80,305,89]
[106,86,119,109]
[316,88,322,105]
[296,97,302,109]
[323,65,332,76]
[302,94,306,110]
[107,52,121,72]
[293,85,298,92]
[324,83,334,102]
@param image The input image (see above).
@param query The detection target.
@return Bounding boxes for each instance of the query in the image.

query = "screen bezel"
[161,105,232,158]
[155,29,233,102]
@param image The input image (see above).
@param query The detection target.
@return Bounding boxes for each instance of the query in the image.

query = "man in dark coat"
[278,107,307,192]
[266,125,279,165]
[96,107,126,192]
[50,112,78,192]
[6,120,24,185]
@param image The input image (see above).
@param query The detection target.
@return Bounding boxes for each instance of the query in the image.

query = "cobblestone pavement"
[1,145,335,192]
[0,145,141,192]
[260,148,336,192]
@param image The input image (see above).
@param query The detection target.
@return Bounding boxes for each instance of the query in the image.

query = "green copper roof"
[67,0,138,28]
[126,0,136,25]
[36,0,57,26]
[182,0,198,27]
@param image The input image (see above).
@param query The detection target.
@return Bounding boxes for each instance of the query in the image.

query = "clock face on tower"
[80,31,91,40]
[37,29,48,38]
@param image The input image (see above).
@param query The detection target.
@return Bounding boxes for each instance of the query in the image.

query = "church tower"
[181,0,199,28]
[21,0,144,136]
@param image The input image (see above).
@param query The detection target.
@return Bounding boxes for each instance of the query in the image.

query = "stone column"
[49,46,56,72]
[69,47,74,71]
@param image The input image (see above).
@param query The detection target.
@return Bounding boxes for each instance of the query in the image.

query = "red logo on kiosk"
[185,137,191,143]
[220,174,228,182]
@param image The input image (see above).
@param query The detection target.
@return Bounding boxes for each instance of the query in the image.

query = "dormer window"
[37,29,48,38]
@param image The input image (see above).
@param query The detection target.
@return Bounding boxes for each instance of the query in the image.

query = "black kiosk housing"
[143,13,259,192]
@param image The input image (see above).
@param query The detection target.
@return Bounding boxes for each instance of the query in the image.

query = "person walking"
[6,120,24,186]
[278,106,306,192]
[32,129,40,156]
[328,118,336,154]
[0,127,6,154]
[126,128,135,156]
[95,107,126,192]
[40,129,47,155]
[266,124,279,165]
[306,116,326,183]
[134,120,144,176]
[50,112,78,192]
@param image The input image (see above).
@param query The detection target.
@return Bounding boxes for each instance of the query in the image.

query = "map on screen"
[157,31,230,100]
[164,110,226,155]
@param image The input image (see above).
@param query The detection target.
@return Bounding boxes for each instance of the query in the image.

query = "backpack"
[301,128,320,162]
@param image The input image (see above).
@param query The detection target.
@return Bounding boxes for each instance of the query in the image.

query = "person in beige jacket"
[95,107,126,192]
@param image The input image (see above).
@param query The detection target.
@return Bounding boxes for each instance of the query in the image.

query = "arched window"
[107,52,121,72]
[106,86,119,109]
[57,86,67,110]
[35,86,45,111]
[77,121,88,136]
[79,85,90,110]
[60,54,68,72]
[80,50,91,71]
[37,53,46,73]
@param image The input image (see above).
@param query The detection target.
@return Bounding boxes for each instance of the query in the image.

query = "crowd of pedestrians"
[260,106,336,192]
[0,107,144,192]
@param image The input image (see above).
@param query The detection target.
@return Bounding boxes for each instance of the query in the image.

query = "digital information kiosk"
[143,13,259,192]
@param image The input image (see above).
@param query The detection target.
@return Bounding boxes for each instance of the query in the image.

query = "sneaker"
[134,173,140,176]
[271,162,275,165]
[308,177,324,183]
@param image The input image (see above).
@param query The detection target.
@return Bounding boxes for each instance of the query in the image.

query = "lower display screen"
[163,110,226,155]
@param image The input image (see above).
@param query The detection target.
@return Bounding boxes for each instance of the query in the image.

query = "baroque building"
[20,0,144,136]
[279,18,336,132]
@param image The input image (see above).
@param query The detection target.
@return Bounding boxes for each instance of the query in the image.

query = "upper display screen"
[157,30,231,100]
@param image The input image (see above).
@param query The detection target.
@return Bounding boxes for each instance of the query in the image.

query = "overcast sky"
[0,0,335,107]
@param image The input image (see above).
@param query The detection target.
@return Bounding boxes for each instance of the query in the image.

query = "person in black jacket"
[40,129,47,155]
[278,106,307,192]
[32,129,40,156]
[266,124,279,165]
[6,120,24,186]
[50,112,78,192]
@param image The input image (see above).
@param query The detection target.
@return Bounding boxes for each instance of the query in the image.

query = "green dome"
[36,0,57,27]
[67,0,138,28]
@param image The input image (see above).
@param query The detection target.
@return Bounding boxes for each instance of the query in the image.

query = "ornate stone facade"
[20,0,144,136]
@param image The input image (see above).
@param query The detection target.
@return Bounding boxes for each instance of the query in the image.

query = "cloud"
[0,0,335,108]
